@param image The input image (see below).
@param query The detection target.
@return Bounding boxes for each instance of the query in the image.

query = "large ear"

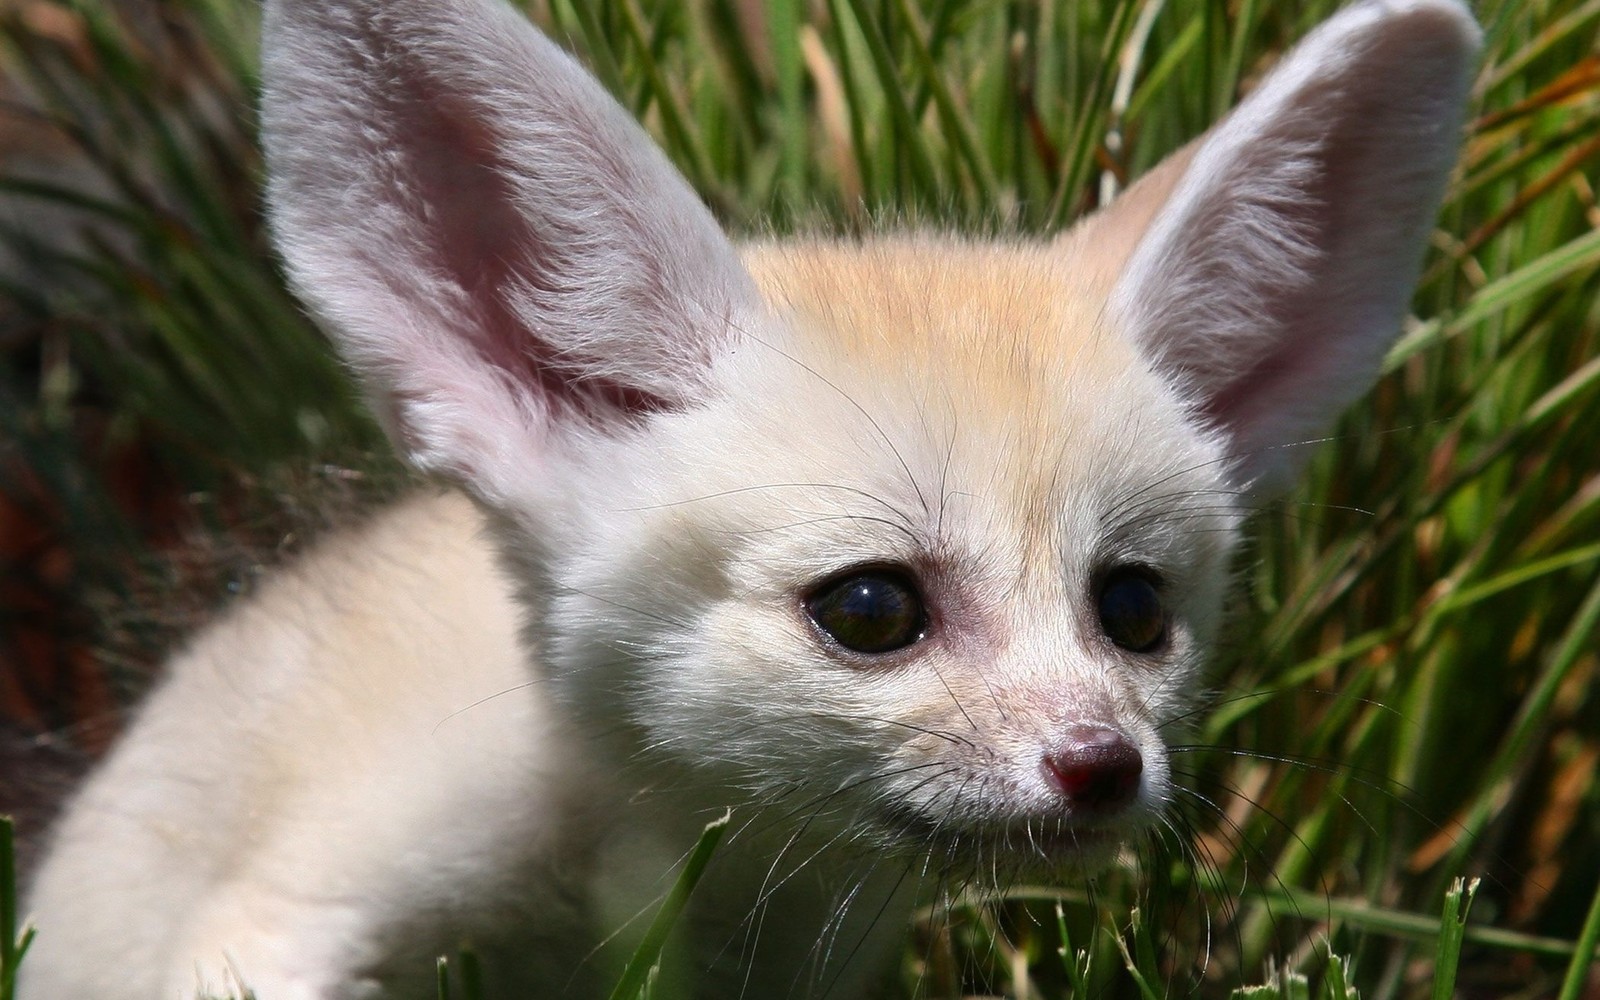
[260,0,759,507]
[1106,0,1480,495]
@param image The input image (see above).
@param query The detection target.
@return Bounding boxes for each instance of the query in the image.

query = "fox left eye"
[806,570,927,654]
[1097,567,1167,653]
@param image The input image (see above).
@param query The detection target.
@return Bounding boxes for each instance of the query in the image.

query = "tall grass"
[1,0,1597,997]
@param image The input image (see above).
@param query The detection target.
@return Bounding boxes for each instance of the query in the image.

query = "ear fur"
[1107,0,1480,494]
[260,0,758,506]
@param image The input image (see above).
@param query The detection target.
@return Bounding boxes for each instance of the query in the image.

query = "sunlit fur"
[21,0,1478,997]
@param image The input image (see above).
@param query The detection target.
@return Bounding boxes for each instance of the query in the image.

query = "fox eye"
[1097,568,1167,653]
[807,571,926,654]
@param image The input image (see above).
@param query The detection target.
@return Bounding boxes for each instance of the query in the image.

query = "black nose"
[1041,724,1143,810]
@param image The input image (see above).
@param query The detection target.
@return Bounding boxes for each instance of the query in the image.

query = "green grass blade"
[837,0,940,200]
[614,0,719,203]
[1218,0,1263,117]
[1112,908,1162,1000]
[1388,225,1600,368]
[606,811,729,1000]
[1557,877,1600,1000]
[1055,901,1092,996]
[1047,0,1141,225]
[561,1,628,100]
[0,816,30,1000]
[1249,885,1597,959]
[1431,877,1479,1000]
[1438,569,1600,870]
[1323,951,1357,1000]
[766,0,806,208]
[456,949,482,1000]
[889,0,997,209]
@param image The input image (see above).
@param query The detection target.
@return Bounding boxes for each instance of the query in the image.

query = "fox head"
[261,0,1477,874]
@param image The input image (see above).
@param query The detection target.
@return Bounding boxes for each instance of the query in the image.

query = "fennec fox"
[21,0,1478,997]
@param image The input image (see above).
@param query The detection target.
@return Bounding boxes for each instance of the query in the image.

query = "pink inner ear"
[1196,118,1450,472]
[1111,0,1478,493]
[1189,166,1335,448]
[383,62,675,425]
[264,0,760,501]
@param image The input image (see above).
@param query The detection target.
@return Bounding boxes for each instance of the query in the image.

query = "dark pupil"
[1098,571,1166,652]
[808,573,923,654]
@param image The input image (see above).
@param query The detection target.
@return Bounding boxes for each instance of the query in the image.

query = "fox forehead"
[742,234,1134,396]
[717,234,1227,570]
[732,147,1188,416]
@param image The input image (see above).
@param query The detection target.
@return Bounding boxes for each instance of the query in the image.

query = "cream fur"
[21,1,1478,997]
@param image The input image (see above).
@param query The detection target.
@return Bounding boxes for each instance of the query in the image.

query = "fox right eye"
[1096,566,1167,653]
[806,570,927,654]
